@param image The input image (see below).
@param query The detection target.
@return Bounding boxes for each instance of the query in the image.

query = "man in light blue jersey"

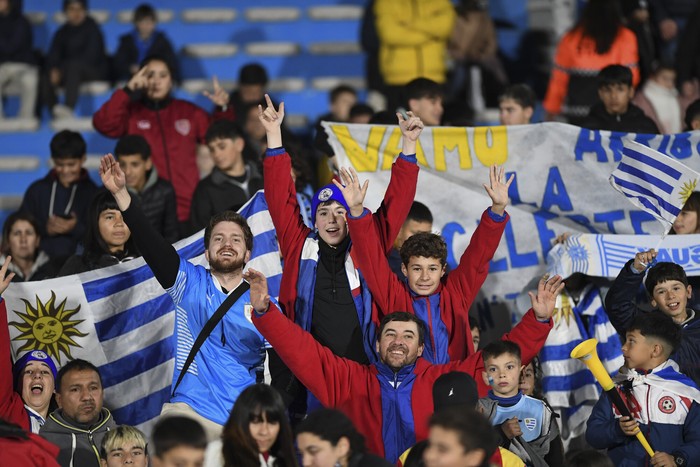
[98,153,267,441]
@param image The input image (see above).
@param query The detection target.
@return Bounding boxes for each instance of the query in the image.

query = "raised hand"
[203,75,230,107]
[529,273,565,321]
[258,94,285,148]
[0,256,15,296]
[99,154,127,195]
[333,166,368,217]
[243,268,270,314]
[127,66,149,92]
[633,249,657,273]
[397,111,424,156]
[483,164,514,215]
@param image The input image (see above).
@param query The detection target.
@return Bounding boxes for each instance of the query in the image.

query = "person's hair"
[428,408,498,467]
[481,340,522,364]
[57,359,101,392]
[377,312,426,346]
[222,384,297,467]
[406,201,433,225]
[100,425,148,459]
[114,134,151,160]
[349,103,374,120]
[139,54,173,77]
[205,119,244,145]
[574,0,623,55]
[669,192,700,234]
[330,85,356,103]
[63,0,87,12]
[151,416,207,457]
[1,211,41,256]
[133,3,156,23]
[203,210,253,251]
[566,449,615,467]
[499,84,536,110]
[296,409,366,456]
[644,262,689,296]
[399,232,447,266]
[597,65,633,89]
[404,78,443,107]
[50,130,86,160]
[239,63,268,86]
[628,312,682,356]
[82,190,138,267]
[684,98,700,130]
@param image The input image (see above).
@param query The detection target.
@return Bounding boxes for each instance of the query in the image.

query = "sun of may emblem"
[680,179,698,204]
[9,291,87,364]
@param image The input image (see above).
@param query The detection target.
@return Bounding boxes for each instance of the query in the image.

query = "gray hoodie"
[39,408,115,467]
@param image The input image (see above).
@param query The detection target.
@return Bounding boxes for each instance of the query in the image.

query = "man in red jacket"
[246,268,564,463]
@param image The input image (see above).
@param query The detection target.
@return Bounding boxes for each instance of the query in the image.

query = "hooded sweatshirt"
[39,408,115,467]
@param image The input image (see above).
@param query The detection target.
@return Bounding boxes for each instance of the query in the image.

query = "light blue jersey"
[166,257,268,425]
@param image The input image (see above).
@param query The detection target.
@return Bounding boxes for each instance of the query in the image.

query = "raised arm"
[246,269,359,406]
[92,67,148,137]
[99,154,180,289]
[603,250,654,335]
[372,112,421,254]
[260,95,312,255]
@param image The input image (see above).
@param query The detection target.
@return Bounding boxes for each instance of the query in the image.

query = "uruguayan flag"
[610,140,700,229]
[2,190,281,434]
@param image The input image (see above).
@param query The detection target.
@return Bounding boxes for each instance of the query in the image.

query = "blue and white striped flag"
[2,190,281,434]
[610,140,700,229]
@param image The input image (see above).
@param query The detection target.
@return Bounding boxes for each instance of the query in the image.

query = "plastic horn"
[570,338,655,458]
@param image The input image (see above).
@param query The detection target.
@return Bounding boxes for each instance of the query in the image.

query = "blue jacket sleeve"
[604,259,644,335]
[675,402,700,462]
[586,393,628,449]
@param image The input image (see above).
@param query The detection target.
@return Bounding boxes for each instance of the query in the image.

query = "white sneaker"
[53,104,74,120]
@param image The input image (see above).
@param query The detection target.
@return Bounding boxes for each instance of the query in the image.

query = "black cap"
[432,371,479,411]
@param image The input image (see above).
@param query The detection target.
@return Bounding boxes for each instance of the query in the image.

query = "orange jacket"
[543,27,639,117]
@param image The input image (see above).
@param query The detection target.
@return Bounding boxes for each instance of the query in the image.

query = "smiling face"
[651,280,691,323]
[249,412,280,454]
[56,369,103,424]
[53,156,84,188]
[402,256,446,296]
[7,219,40,261]
[145,60,172,101]
[98,209,131,253]
[315,201,348,247]
[376,320,424,371]
[482,353,524,397]
[21,361,55,415]
[204,221,251,274]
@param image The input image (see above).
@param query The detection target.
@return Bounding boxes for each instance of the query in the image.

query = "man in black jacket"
[582,65,660,134]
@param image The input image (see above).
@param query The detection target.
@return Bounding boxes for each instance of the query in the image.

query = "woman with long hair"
[543,0,640,124]
[59,190,138,275]
[296,409,392,467]
[219,384,297,467]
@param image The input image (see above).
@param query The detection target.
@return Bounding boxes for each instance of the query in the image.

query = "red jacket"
[92,89,233,221]
[348,208,507,362]
[0,429,60,467]
[253,307,552,461]
[0,299,32,432]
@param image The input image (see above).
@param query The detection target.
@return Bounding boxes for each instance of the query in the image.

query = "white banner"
[324,122,700,334]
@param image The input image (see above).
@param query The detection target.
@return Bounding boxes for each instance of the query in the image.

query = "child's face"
[652,69,676,90]
[207,137,244,173]
[409,96,443,126]
[152,447,204,467]
[98,209,131,253]
[401,256,445,296]
[672,209,699,234]
[100,442,148,467]
[498,98,532,126]
[651,279,691,322]
[519,361,536,396]
[249,412,280,454]
[598,83,634,115]
[53,156,85,188]
[117,154,151,192]
[424,426,485,467]
[483,353,524,397]
[330,91,357,121]
[145,60,172,101]
[135,17,156,39]
[622,329,656,370]
[315,201,348,247]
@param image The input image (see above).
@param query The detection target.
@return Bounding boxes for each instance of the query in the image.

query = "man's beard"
[209,255,245,274]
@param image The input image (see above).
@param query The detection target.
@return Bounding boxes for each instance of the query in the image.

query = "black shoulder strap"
[171,280,251,397]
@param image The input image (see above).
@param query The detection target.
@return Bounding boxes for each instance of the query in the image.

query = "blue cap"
[310,183,350,222]
[13,350,58,391]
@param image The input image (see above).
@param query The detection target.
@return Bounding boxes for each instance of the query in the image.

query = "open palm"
[99,154,126,194]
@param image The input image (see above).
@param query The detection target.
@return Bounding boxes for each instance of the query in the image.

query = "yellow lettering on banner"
[381,127,403,170]
[432,127,471,171]
[473,127,508,166]
[331,125,383,172]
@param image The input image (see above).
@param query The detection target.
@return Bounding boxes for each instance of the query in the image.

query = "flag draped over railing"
[2,190,281,434]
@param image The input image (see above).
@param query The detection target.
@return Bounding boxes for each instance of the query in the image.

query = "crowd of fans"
[2,0,700,466]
